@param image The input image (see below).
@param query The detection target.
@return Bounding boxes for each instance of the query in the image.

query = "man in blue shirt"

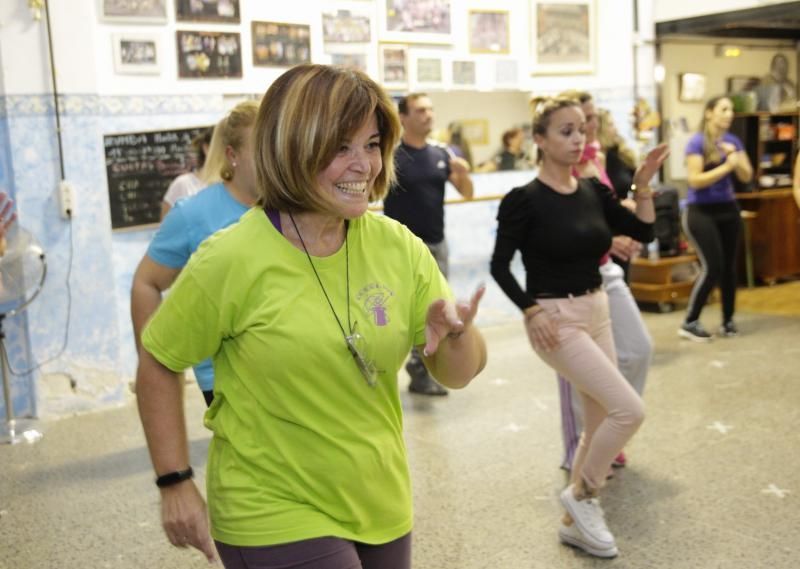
[383,93,473,395]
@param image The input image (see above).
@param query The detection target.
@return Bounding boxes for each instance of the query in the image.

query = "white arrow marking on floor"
[762,484,790,498]
[502,422,528,432]
[707,421,733,434]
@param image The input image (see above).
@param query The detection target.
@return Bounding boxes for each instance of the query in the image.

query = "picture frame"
[251,22,312,67]
[99,0,167,22]
[727,75,761,93]
[379,44,409,90]
[379,0,452,45]
[415,56,443,87]
[452,60,476,88]
[322,8,372,45]
[495,59,519,87]
[330,52,368,73]
[112,34,160,75]
[679,72,707,102]
[529,0,595,75]
[461,119,489,146]
[468,10,510,54]
[175,0,240,24]
[176,31,242,79]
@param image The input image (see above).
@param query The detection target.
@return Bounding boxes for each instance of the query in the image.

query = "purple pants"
[215,533,412,569]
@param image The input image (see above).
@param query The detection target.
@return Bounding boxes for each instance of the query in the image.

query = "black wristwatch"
[155,466,194,488]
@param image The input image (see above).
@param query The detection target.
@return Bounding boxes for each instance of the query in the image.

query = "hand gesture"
[160,481,218,563]
[524,308,559,353]
[633,143,670,189]
[610,236,641,261]
[719,141,737,156]
[423,284,485,356]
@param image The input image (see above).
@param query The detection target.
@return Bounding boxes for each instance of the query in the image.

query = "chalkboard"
[104,126,210,229]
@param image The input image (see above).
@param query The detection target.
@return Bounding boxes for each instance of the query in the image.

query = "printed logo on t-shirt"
[356,283,394,326]
[436,160,446,169]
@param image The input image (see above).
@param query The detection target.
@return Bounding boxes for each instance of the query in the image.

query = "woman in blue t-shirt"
[679,95,753,342]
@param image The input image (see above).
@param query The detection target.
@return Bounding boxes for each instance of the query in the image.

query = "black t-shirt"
[383,141,451,244]
[490,177,654,311]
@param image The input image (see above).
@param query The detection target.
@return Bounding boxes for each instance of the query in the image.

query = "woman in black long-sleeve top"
[490,96,668,559]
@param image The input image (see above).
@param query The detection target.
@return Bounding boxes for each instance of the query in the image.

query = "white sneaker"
[559,484,616,553]
[559,521,618,558]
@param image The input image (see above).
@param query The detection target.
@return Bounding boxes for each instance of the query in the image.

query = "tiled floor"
[2,307,798,568]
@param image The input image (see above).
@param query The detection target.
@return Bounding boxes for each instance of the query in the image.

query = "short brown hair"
[254,64,402,211]
[398,92,428,115]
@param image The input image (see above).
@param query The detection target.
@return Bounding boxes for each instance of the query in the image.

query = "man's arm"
[448,156,474,199]
[131,256,181,353]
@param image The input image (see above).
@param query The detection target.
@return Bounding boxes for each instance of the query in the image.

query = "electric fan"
[0,226,47,444]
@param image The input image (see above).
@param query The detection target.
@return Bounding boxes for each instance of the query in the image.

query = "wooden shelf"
[629,254,698,305]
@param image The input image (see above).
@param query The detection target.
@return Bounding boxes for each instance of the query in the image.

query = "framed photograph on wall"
[323,9,372,45]
[100,0,167,22]
[727,75,761,93]
[452,60,476,87]
[176,31,242,79]
[461,119,489,146]
[529,0,595,75]
[415,56,443,87]
[330,52,368,73]
[252,22,312,67]
[495,59,519,87]
[380,0,452,45]
[175,0,240,23]
[679,73,707,102]
[112,34,160,75]
[468,10,509,54]
[380,44,408,90]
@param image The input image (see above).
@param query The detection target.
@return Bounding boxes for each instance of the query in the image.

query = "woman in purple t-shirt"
[679,95,753,342]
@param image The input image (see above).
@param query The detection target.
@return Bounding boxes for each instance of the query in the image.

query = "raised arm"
[449,156,474,199]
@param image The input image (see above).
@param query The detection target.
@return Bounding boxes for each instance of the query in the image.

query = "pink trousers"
[535,291,645,490]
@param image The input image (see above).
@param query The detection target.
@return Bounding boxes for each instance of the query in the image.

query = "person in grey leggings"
[558,258,653,471]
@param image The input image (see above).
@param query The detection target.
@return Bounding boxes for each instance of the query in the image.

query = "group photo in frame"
[176,30,242,79]
[175,0,240,23]
[379,44,409,90]
[112,34,160,75]
[322,8,372,45]
[99,0,166,22]
[529,0,595,75]
[380,0,452,45]
[452,60,476,87]
[330,52,368,73]
[468,10,510,54]
[413,53,444,88]
[252,21,312,67]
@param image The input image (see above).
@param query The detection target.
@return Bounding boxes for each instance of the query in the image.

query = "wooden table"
[629,254,698,311]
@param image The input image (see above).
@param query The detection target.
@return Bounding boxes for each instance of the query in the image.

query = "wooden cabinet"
[736,189,800,284]
[730,112,798,191]
[629,254,698,311]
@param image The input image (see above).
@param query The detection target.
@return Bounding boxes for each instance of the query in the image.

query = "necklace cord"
[288,212,352,339]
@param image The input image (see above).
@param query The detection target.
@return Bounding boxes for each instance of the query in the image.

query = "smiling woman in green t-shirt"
[136,64,487,569]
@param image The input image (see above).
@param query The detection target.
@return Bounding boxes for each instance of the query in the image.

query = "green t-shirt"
[142,208,452,546]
